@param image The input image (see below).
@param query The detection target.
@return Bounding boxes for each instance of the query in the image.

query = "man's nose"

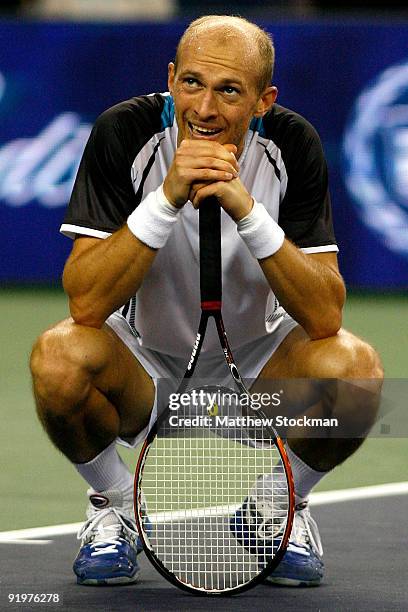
[194,90,218,120]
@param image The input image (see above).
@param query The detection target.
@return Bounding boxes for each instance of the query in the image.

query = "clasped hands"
[163,140,253,222]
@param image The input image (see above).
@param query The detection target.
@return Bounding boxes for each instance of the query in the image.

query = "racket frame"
[134,199,295,595]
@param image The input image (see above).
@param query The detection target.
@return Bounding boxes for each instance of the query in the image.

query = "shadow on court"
[1,495,406,611]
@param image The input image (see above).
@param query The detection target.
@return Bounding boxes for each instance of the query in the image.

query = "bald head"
[174,15,275,94]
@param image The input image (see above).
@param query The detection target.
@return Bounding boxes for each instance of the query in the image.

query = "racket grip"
[199,197,222,307]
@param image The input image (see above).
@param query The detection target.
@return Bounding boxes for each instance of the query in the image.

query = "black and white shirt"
[61,93,338,357]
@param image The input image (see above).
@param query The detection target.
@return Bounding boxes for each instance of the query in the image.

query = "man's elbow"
[68,298,106,329]
[306,303,343,340]
[63,268,106,328]
[308,277,346,339]
[64,282,105,328]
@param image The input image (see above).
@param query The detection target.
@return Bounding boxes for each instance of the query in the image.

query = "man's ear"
[168,62,175,94]
[253,86,278,117]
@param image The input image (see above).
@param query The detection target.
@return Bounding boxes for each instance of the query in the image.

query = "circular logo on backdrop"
[343,60,408,257]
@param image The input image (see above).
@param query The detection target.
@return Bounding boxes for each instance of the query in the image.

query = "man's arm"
[63,228,157,329]
[258,245,345,340]
[63,139,239,329]
[190,176,345,340]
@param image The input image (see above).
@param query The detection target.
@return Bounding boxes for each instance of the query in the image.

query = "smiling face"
[168,27,277,158]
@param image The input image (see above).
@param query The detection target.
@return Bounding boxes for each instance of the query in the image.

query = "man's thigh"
[253,325,319,414]
[253,324,382,419]
[100,321,156,438]
[38,317,157,439]
[256,325,380,379]
[256,325,307,379]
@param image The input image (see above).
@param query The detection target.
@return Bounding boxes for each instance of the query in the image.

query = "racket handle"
[199,197,222,308]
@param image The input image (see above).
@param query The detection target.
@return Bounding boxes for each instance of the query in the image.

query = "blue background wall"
[1,20,408,287]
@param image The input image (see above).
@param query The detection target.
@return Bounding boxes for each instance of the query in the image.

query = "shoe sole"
[76,569,140,586]
[74,518,152,586]
[265,576,321,587]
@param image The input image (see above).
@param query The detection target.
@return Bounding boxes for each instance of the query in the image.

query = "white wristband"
[127,184,180,249]
[237,199,285,259]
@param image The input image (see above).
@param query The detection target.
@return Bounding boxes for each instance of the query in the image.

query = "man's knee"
[30,319,105,414]
[290,330,383,434]
[307,329,383,382]
[311,331,383,432]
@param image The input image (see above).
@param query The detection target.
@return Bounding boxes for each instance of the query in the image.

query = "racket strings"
[139,400,290,591]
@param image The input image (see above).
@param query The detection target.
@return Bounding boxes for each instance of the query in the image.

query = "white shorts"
[106,312,298,448]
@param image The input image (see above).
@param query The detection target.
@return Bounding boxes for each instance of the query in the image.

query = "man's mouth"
[188,122,223,137]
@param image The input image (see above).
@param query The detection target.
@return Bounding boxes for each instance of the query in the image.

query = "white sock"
[286,445,328,505]
[74,441,133,503]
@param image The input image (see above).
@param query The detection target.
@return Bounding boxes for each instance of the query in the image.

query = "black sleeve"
[270,106,337,250]
[63,96,163,235]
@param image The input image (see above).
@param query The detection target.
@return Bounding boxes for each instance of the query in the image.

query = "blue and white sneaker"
[231,474,324,587]
[230,473,289,559]
[73,488,150,585]
[265,501,324,586]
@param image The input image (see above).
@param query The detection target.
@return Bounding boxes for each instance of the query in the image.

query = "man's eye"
[223,86,239,95]
[185,78,199,87]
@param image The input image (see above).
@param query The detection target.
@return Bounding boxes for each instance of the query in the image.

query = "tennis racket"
[134,197,295,595]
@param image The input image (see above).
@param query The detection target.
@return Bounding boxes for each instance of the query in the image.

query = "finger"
[180,168,235,185]
[191,182,223,208]
[189,180,216,204]
[188,167,237,202]
[177,155,238,177]
[188,183,201,201]
[179,140,240,171]
[223,143,238,164]
[188,186,197,203]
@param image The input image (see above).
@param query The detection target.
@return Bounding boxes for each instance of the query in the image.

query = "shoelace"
[290,503,323,556]
[248,474,289,539]
[248,475,323,557]
[77,508,138,557]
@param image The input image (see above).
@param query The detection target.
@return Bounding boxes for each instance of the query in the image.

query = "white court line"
[0,522,83,543]
[1,539,52,545]
[0,481,407,543]
[310,481,408,506]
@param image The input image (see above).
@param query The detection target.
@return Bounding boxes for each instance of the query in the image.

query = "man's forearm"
[63,226,157,328]
[259,240,346,339]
